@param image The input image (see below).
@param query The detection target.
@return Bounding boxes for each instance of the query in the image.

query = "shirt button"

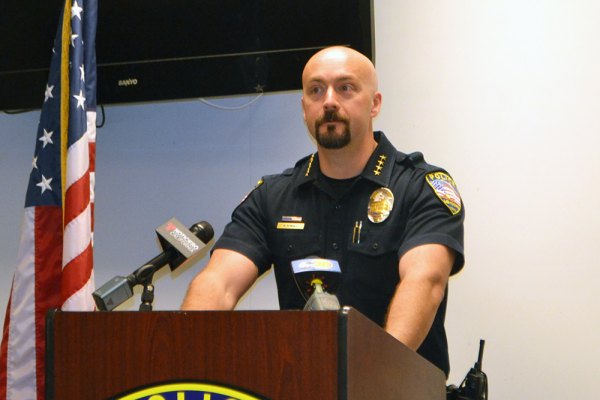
[372,242,379,250]
[332,242,339,250]
[335,204,341,210]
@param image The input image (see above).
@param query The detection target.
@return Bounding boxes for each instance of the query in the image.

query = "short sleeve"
[397,169,465,275]
[212,180,273,275]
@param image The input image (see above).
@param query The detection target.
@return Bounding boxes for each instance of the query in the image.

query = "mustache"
[316,110,349,126]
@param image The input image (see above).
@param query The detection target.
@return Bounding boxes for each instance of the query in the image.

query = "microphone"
[291,258,342,311]
[93,219,214,311]
[155,219,214,271]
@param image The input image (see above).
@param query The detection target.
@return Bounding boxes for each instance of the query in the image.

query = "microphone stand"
[130,246,178,311]
[131,263,157,311]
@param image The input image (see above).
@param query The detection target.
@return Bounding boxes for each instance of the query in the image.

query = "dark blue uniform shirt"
[214,131,465,376]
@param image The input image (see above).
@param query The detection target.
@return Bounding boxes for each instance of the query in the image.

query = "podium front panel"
[47,310,339,399]
[47,309,445,399]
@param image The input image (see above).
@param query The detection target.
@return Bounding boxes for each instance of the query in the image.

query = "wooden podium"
[46,307,445,399]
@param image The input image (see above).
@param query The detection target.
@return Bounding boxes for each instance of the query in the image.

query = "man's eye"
[310,86,323,95]
[340,84,353,92]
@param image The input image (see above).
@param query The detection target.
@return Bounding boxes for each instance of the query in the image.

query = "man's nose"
[323,87,338,110]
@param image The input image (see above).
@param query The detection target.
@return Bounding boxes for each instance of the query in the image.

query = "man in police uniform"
[181,46,464,376]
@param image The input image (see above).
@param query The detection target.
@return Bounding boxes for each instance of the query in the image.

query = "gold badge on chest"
[368,187,394,223]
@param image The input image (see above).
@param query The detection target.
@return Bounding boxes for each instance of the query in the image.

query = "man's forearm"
[181,269,237,310]
[180,249,259,310]
[384,276,447,350]
[384,244,454,350]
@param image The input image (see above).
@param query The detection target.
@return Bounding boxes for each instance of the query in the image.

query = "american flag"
[0,0,97,398]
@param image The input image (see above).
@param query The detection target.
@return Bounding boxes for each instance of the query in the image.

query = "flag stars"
[36,175,53,194]
[71,34,79,47]
[73,90,86,109]
[44,85,54,102]
[39,129,54,148]
[71,1,83,19]
[32,156,38,170]
[79,65,85,82]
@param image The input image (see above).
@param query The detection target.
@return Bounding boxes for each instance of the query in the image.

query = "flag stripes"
[0,0,98,398]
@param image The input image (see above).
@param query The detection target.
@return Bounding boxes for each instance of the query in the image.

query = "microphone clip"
[291,258,342,311]
[303,278,341,311]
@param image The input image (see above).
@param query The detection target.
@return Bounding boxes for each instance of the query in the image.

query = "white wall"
[1,0,600,398]
[375,0,600,397]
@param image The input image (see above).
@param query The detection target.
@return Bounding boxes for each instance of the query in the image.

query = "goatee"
[314,110,351,149]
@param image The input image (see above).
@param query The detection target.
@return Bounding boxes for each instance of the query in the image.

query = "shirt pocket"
[270,229,322,260]
[347,224,399,257]
[269,230,322,307]
[345,224,400,300]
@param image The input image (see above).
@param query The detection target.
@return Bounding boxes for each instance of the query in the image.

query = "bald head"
[302,46,379,94]
[300,46,382,158]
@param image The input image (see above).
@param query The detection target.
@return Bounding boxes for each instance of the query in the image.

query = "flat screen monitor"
[0,0,374,110]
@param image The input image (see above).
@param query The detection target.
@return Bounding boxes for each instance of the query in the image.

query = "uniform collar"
[360,131,401,186]
[294,131,402,188]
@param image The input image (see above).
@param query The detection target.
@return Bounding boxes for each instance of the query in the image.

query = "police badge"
[367,187,394,223]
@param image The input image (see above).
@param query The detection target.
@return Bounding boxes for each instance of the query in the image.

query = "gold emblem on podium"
[115,382,265,400]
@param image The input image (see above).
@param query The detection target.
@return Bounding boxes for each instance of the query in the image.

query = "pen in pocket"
[352,220,363,244]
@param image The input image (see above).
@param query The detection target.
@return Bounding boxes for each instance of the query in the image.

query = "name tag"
[276,222,305,230]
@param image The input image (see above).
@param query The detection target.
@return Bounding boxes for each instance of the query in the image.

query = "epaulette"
[281,167,294,176]
[407,151,425,165]
[396,151,426,167]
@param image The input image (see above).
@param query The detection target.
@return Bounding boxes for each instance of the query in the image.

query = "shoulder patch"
[425,172,462,215]
[239,178,264,205]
